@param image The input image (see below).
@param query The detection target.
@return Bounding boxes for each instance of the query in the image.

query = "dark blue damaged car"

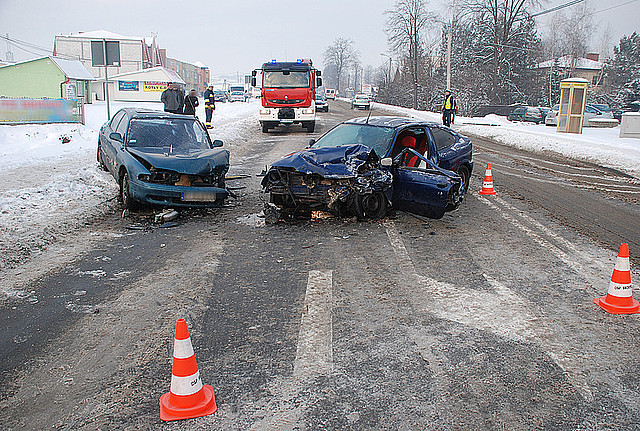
[97,108,229,209]
[261,116,473,220]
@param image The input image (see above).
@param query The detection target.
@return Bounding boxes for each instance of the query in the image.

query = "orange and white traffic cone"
[593,243,639,314]
[478,163,497,195]
[160,319,217,421]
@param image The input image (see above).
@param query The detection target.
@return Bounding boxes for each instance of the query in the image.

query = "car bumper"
[259,107,316,124]
[129,177,229,207]
[353,103,370,109]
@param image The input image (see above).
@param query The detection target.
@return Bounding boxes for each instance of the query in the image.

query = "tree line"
[322,0,640,115]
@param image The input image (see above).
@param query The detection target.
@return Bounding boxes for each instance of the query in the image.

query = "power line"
[590,0,639,15]
[0,34,77,60]
[531,0,585,17]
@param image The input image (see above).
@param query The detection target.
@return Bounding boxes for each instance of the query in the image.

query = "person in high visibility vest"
[441,89,457,127]
[203,84,216,129]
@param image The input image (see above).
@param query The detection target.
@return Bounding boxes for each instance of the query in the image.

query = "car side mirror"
[212,139,223,147]
[380,157,393,167]
[317,77,323,87]
[308,138,316,147]
[109,132,123,143]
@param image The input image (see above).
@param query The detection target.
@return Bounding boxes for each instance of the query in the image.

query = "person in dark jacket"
[203,84,216,128]
[161,83,184,114]
[441,89,457,127]
[183,89,199,116]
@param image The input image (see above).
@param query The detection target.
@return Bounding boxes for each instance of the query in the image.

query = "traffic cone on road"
[593,243,639,314]
[160,319,217,421]
[478,163,498,195]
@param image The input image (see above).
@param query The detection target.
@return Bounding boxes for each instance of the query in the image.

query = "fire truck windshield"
[263,71,310,88]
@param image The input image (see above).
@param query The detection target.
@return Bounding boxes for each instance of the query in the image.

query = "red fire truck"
[252,59,322,133]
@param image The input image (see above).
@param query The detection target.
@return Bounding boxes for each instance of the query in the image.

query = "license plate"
[181,191,217,202]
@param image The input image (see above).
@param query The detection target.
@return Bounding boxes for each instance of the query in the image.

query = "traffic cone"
[593,243,639,314]
[478,163,497,195]
[160,319,217,421]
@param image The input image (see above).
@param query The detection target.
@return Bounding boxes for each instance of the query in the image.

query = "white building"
[108,67,184,102]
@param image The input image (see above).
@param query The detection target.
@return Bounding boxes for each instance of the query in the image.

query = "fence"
[0,98,85,125]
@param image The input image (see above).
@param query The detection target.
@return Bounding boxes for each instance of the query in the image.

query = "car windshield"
[263,71,310,88]
[592,104,611,112]
[312,123,395,157]
[127,118,211,155]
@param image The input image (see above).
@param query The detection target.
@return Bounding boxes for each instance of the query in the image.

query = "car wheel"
[262,123,270,133]
[457,165,470,194]
[97,142,108,171]
[120,171,137,210]
[356,191,387,220]
[305,121,315,133]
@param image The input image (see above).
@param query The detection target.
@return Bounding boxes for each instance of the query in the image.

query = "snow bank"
[373,101,640,178]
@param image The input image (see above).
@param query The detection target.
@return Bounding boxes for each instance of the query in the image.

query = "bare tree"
[385,0,435,109]
[461,0,540,103]
[323,38,358,94]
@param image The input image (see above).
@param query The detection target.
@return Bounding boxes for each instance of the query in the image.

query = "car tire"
[305,122,315,133]
[120,171,138,210]
[97,142,108,171]
[457,165,470,194]
[262,123,270,133]
[355,191,387,220]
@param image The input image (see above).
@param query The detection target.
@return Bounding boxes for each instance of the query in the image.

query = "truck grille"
[278,108,296,119]
[269,99,304,104]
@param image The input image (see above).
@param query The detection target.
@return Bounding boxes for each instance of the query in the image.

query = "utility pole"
[102,39,111,119]
[446,0,456,90]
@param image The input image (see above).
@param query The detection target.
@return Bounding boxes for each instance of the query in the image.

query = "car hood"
[271,144,379,179]
[127,147,229,175]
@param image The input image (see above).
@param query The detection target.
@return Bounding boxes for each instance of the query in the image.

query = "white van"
[325,88,336,100]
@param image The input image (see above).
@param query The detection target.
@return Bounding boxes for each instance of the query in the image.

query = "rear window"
[430,127,456,151]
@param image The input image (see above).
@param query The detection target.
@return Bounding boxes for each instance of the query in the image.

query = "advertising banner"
[119,81,139,91]
[0,99,82,124]
[144,81,168,92]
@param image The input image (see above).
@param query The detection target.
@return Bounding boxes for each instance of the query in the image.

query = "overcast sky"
[0,0,638,78]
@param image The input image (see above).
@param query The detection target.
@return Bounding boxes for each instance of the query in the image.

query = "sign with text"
[144,81,168,92]
[119,81,139,91]
[0,98,82,124]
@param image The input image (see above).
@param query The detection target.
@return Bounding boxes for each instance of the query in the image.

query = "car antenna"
[365,105,373,124]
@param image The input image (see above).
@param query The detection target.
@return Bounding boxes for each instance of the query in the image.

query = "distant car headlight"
[302,108,314,114]
[260,108,271,115]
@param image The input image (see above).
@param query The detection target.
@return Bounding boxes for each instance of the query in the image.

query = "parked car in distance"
[351,94,371,110]
[325,88,336,100]
[616,101,640,121]
[545,103,614,126]
[315,94,329,112]
[213,90,228,103]
[261,116,474,220]
[507,106,543,124]
[97,108,229,209]
[538,107,551,122]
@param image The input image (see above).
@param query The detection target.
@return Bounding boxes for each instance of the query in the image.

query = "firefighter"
[442,89,457,127]
[203,83,216,129]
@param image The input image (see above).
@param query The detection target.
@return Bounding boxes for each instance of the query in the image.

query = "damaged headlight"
[138,170,180,184]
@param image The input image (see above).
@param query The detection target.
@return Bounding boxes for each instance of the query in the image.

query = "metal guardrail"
[0,98,84,125]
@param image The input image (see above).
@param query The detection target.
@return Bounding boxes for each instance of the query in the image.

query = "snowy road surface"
[1,99,639,429]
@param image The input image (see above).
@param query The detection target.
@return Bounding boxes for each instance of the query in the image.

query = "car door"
[100,110,124,173]
[391,150,458,219]
[105,112,129,175]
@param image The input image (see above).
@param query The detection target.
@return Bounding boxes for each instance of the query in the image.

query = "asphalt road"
[1,100,639,430]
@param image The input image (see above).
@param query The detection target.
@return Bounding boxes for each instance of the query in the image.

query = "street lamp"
[380,53,393,86]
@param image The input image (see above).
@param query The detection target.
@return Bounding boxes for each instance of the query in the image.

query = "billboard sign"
[144,81,168,92]
[119,81,139,91]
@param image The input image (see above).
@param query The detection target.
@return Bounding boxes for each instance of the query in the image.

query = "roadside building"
[108,66,185,102]
[537,54,605,88]
[165,58,210,95]
[53,30,164,100]
[0,56,94,100]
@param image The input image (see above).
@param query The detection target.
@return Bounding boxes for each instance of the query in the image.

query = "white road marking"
[250,270,333,430]
[383,220,594,401]
[294,270,334,377]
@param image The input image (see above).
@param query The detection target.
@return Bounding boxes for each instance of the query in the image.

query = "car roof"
[117,108,192,120]
[345,116,438,129]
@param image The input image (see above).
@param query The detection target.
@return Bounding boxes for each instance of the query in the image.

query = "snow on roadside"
[0,99,258,272]
[372,101,640,178]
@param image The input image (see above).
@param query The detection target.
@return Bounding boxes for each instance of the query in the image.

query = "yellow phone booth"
[557,78,588,134]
